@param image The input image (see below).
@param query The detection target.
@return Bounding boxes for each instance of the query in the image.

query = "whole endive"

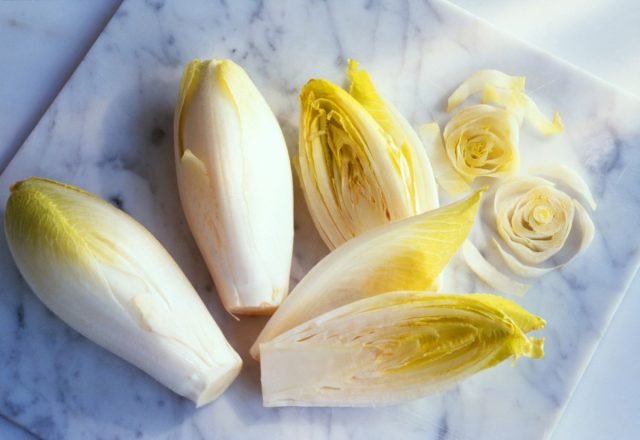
[4,178,241,407]
[297,60,439,250]
[174,59,294,315]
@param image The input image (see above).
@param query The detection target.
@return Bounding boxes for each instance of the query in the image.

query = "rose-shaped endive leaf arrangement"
[420,70,563,195]
[464,166,596,293]
[419,70,595,293]
[420,105,520,195]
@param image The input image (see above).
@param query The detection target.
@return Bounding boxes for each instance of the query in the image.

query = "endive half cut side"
[175,58,294,315]
[4,178,241,406]
[261,291,545,407]
[297,61,438,250]
[250,189,484,359]
[347,59,439,213]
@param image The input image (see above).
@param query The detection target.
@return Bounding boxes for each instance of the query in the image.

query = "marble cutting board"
[2,0,640,438]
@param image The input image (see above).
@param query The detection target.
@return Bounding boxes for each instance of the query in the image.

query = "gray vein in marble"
[1,0,640,439]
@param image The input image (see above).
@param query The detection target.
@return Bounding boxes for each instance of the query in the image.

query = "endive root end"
[194,359,243,407]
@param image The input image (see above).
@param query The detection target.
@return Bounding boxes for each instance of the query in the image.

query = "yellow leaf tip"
[529,337,545,359]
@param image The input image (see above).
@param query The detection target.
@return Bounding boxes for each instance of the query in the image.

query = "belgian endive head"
[174,58,294,315]
[4,178,241,406]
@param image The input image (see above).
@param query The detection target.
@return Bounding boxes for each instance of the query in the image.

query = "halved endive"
[174,58,293,315]
[4,178,241,406]
[297,60,439,250]
[250,189,483,359]
[261,291,545,407]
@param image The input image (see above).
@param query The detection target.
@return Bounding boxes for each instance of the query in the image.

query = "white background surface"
[0,0,637,438]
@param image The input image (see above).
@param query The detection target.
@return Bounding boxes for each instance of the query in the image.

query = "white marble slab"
[451,0,640,98]
[552,273,640,439]
[0,0,121,172]
[1,0,640,439]
[0,415,34,440]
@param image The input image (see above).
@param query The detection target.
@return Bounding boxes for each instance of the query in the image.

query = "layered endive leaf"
[463,171,596,292]
[4,178,241,406]
[421,104,521,195]
[448,69,564,135]
[347,60,439,213]
[260,291,545,407]
[250,189,483,359]
[297,61,438,250]
[175,58,294,315]
[493,174,595,274]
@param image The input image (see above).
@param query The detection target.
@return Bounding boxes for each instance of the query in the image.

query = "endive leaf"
[4,178,241,406]
[419,122,471,195]
[448,69,563,135]
[250,189,483,359]
[528,164,597,210]
[260,291,544,407]
[462,240,530,295]
[448,69,526,112]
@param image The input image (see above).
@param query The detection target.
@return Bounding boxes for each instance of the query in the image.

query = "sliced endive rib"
[260,291,545,407]
[175,58,294,315]
[297,62,438,250]
[250,189,483,359]
[4,178,241,407]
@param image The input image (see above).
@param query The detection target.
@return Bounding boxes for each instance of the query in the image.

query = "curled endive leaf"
[421,104,520,195]
[175,58,293,315]
[297,60,438,250]
[4,178,241,406]
[448,69,564,135]
[260,291,545,407]
[250,189,483,359]
[462,240,530,295]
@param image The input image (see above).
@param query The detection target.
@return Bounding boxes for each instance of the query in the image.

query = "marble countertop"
[1,1,638,438]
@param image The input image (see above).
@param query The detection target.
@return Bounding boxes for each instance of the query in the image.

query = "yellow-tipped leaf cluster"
[298,60,439,249]
[4,178,242,406]
[261,291,545,407]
